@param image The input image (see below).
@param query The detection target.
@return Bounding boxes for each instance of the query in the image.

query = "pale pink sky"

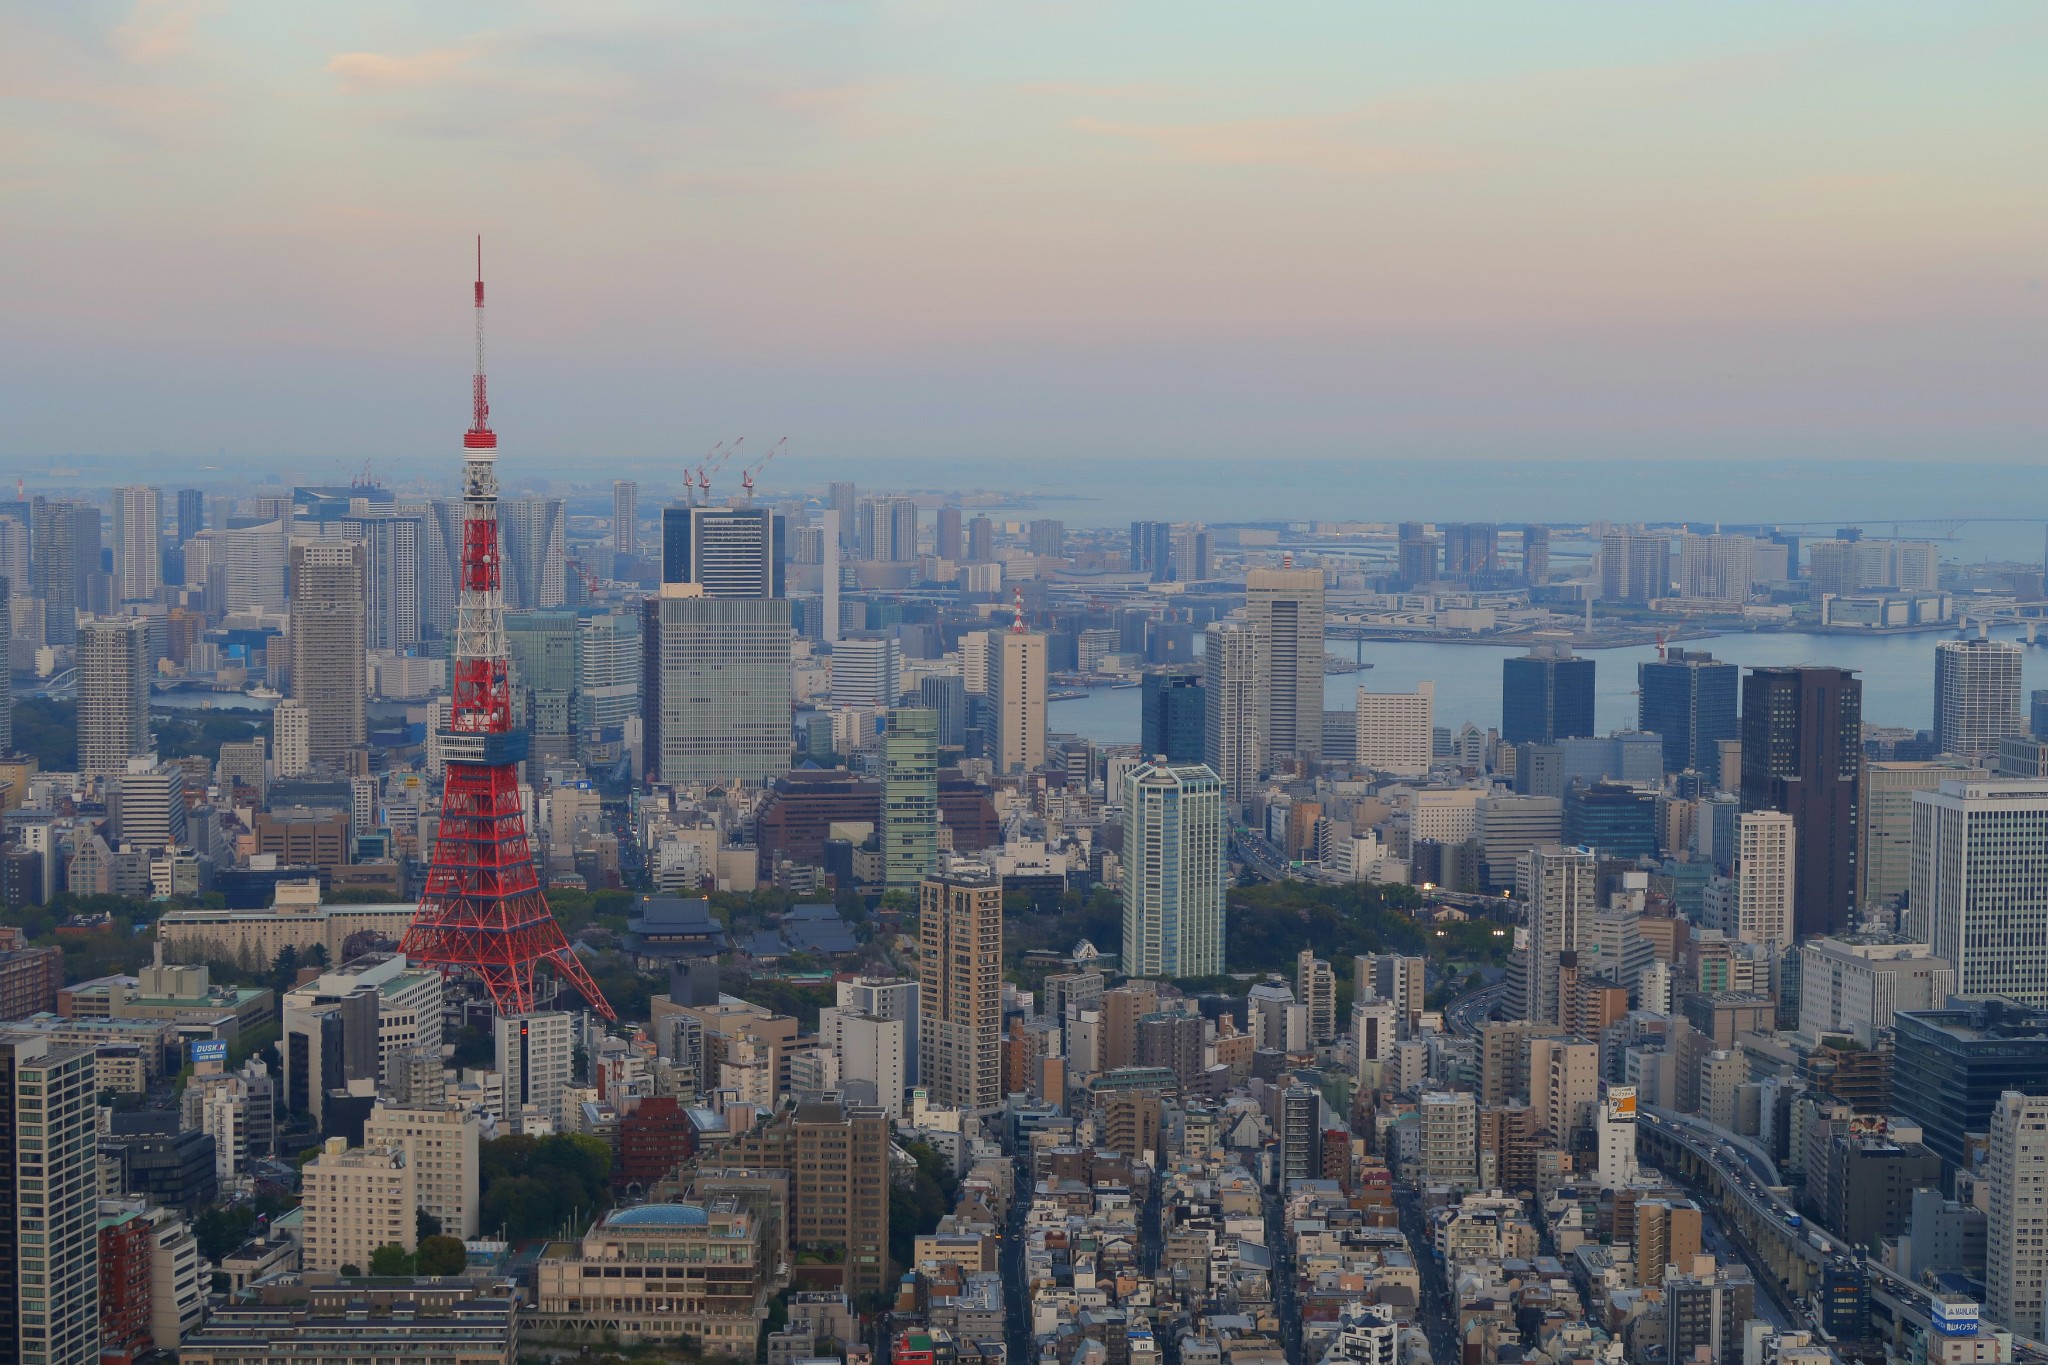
[2,1,2044,482]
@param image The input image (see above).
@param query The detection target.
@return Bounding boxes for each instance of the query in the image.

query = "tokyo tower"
[399,242,615,1021]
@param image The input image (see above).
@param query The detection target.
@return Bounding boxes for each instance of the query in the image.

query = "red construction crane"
[742,436,785,498]
[696,441,732,504]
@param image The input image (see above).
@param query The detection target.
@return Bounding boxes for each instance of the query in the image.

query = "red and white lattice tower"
[399,242,615,1020]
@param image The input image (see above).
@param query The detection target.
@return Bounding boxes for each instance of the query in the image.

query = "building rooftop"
[607,1203,709,1227]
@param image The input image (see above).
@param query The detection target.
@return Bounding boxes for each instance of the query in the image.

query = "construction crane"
[566,554,605,601]
[741,437,786,499]
[696,441,732,504]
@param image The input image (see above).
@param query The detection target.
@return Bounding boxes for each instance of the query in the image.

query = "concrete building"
[1355,682,1434,776]
[1730,810,1796,949]
[0,1032,100,1365]
[881,709,938,892]
[1916,779,2048,1006]
[919,873,1002,1114]
[1120,762,1226,980]
[1477,794,1564,890]
[1741,666,1861,939]
[1798,938,1955,1047]
[1355,954,1426,1037]
[78,616,153,778]
[362,1102,482,1238]
[704,1092,891,1296]
[612,480,637,558]
[1520,845,1597,1026]
[1989,1090,2048,1339]
[1246,568,1325,763]
[1202,620,1262,806]
[1863,761,1987,915]
[289,540,368,763]
[1935,638,2024,763]
[300,1137,416,1273]
[1419,1090,1478,1188]
[111,486,162,603]
[273,698,311,778]
[822,1010,908,1118]
[532,1200,770,1347]
[495,1012,573,1134]
[1296,950,1336,1045]
[1600,532,1669,606]
[640,585,793,784]
[988,627,1047,775]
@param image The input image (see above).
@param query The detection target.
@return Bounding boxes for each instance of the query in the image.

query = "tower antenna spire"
[468,236,492,447]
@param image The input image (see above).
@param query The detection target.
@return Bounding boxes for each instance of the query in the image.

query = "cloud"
[327,46,482,94]
[113,0,228,64]
[1069,112,1441,176]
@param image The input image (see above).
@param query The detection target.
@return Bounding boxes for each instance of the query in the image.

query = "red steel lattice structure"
[400,242,615,1020]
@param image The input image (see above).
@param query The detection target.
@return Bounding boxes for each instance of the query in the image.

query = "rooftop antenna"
[1012,584,1027,633]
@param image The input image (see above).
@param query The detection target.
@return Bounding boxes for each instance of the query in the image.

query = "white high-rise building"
[495,1011,573,1134]
[1520,845,1598,1026]
[112,485,163,602]
[1797,938,1955,1047]
[1419,1089,1478,1188]
[1934,637,2023,762]
[1597,1086,1640,1189]
[1915,779,2048,1006]
[612,480,638,558]
[1352,995,1399,1089]
[273,698,311,778]
[1989,1090,2048,1339]
[363,1102,482,1238]
[822,1010,907,1118]
[831,636,902,708]
[1120,762,1227,979]
[78,616,153,778]
[0,1032,100,1365]
[1202,619,1262,807]
[837,976,920,1085]
[301,1137,417,1273]
[1675,533,1754,601]
[1732,811,1796,948]
[1355,682,1434,776]
[958,630,989,695]
[988,627,1047,776]
[1246,567,1325,762]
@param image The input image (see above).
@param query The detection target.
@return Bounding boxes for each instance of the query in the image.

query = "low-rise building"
[531,1200,771,1351]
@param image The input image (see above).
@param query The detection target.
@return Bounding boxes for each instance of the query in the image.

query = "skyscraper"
[1203,620,1262,804]
[1397,529,1438,588]
[0,575,10,756]
[935,505,963,561]
[1599,532,1670,605]
[575,611,642,739]
[77,617,152,778]
[661,505,783,598]
[1120,761,1227,979]
[1246,567,1325,764]
[1638,648,1739,774]
[1028,519,1064,558]
[829,481,858,552]
[497,496,567,608]
[1522,525,1550,586]
[331,512,423,650]
[1130,521,1174,581]
[988,626,1047,775]
[640,587,793,784]
[1355,682,1434,776]
[110,486,162,603]
[1675,533,1755,601]
[1730,811,1795,949]
[1140,669,1206,763]
[1934,637,2023,762]
[1989,1089,2048,1340]
[1520,845,1597,1026]
[1915,779,2048,1006]
[175,488,205,544]
[1503,642,1595,746]
[612,480,638,559]
[881,709,938,892]
[918,674,967,749]
[919,871,1002,1113]
[830,636,902,708]
[1440,523,1498,578]
[30,498,93,645]
[966,515,993,563]
[0,1032,100,1365]
[289,540,367,764]
[1741,666,1861,939]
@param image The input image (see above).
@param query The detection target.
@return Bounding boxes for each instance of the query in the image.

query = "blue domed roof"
[607,1204,709,1226]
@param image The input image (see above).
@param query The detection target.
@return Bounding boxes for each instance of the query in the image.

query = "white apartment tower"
[1732,810,1796,948]
[1934,638,2023,762]
[301,1137,417,1273]
[495,1012,573,1134]
[1520,845,1598,1026]
[78,615,153,778]
[1202,619,1262,807]
[988,627,1048,775]
[1989,1090,2048,1339]
[1246,567,1326,763]
[112,485,163,602]
[1120,762,1227,979]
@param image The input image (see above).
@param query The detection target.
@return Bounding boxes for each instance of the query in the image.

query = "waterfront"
[1050,625,2048,747]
